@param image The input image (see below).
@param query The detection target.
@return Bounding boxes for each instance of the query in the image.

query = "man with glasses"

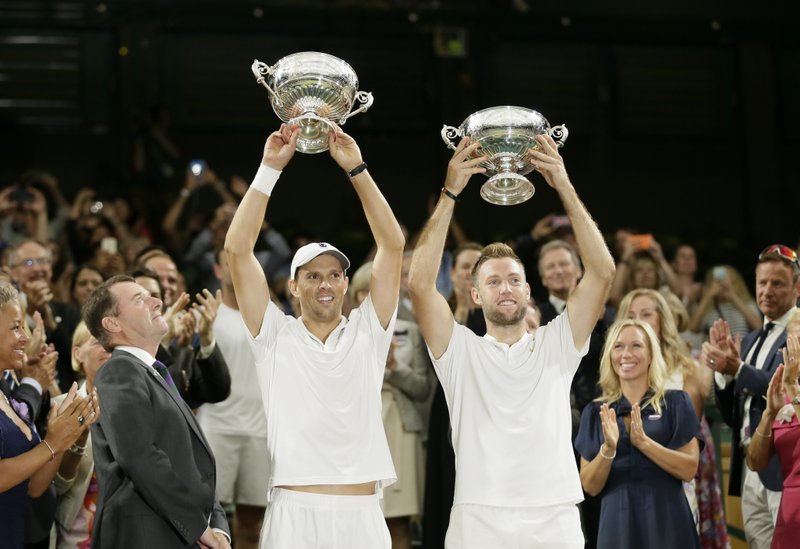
[702,244,800,549]
[8,238,81,391]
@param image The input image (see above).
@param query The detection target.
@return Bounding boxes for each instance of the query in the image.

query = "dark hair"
[81,274,135,352]
[129,266,164,301]
[69,265,104,301]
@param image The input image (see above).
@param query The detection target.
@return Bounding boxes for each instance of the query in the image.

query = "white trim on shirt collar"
[549,294,567,314]
[115,346,158,368]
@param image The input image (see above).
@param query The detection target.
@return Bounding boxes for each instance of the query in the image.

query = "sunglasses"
[758,244,800,269]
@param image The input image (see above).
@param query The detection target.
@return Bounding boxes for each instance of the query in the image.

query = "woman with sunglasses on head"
[575,318,703,549]
[0,284,99,548]
[747,328,800,549]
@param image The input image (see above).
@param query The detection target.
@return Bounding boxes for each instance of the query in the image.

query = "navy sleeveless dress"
[0,408,40,549]
[574,390,703,549]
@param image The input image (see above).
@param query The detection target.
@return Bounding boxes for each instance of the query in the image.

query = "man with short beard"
[408,135,615,548]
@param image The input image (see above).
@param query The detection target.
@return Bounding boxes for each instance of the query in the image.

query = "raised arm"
[529,134,615,348]
[408,139,486,359]
[224,125,299,336]
[328,128,405,328]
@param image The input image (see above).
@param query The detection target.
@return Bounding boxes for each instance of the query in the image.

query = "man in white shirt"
[224,124,405,549]
[197,248,269,549]
[702,244,800,549]
[407,135,615,548]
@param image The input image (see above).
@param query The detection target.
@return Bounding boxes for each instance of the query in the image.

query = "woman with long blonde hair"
[617,288,729,549]
[575,318,702,548]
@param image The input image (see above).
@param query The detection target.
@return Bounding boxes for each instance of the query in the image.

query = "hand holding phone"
[627,233,653,252]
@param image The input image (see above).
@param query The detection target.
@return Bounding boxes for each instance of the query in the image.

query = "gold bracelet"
[599,445,616,460]
[41,440,55,461]
[754,427,772,439]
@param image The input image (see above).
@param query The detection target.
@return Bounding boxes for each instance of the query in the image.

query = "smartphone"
[628,233,653,251]
[551,215,571,229]
[189,159,206,177]
[100,237,118,255]
[713,266,726,280]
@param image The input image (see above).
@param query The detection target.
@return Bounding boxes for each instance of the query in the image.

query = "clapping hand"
[766,364,786,419]
[781,334,800,399]
[629,403,652,450]
[599,403,619,455]
[192,289,222,348]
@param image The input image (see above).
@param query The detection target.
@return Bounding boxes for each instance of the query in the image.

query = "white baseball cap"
[290,242,351,280]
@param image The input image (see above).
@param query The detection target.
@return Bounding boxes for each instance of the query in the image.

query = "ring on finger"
[77,415,85,425]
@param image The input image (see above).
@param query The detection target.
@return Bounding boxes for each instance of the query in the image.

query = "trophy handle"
[548,124,569,148]
[441,125,463,151]
[251,60,281,105]
[339,91,374,124]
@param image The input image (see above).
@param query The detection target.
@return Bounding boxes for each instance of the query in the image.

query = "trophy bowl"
[441,106,568,205]
[251,52,374,153]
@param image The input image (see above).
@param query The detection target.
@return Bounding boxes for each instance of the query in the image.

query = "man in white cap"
[224,124,405,549]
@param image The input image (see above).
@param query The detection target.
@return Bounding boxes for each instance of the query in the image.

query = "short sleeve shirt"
[246,295,397,489]
[431,312,589,507]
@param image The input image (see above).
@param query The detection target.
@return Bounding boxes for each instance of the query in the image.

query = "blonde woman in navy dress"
[575,318,703,549]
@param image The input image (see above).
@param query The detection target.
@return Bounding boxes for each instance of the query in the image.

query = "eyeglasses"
[758,244,800,269]
[15,257,51,268]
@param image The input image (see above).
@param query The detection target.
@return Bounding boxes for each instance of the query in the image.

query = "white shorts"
[204,431,270,507]
[446,502,584,549]
[261,488,391,549]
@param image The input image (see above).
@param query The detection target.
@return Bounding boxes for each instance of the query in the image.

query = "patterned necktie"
[152,360,180,397]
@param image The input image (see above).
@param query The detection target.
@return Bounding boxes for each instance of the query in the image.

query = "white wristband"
[251,163,282,196]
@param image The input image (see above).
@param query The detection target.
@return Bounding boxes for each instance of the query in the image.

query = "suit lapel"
[763,332,787,373]
[112,349,214,460]
[740,330,759,361]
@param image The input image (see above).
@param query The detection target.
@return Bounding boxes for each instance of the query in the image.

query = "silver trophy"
[251,52,374,154]
[441,106,568,205]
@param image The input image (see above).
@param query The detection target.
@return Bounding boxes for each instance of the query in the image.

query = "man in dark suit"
[82,274,230,549]
[702,244,800,549]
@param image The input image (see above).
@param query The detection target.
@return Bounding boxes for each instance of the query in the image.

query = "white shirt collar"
[115,345,158,368]
[767,307,797,329]
[549,294,567,314]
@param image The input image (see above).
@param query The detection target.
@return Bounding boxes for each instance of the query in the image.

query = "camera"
[713,266,726,280]
[9,185,34,204]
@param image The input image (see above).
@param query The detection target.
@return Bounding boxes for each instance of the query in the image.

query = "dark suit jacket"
[0,375,43,423]
[716,327,785,495]
[157,343,231,409]
[91,349,229,548]
[537,298,613,419]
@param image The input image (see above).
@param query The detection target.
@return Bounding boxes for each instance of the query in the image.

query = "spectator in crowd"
[575,318,702,548]
[131,267,231,408]
[7,240,82,392]
[1,283,98,548]
[64,265,104,310]
[702,244,800,548]
[52,321,110,548]
[351,260,432,549]
[747,326,800,549]
[618,288,729,548]
[609,235,681,309]
[196,248,270,549]
[689,264,761,340]
[524,298,540,333]
[673,244,703,309]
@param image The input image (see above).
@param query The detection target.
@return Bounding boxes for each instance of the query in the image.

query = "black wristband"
[441,187,460,202]
[347,162,368,178]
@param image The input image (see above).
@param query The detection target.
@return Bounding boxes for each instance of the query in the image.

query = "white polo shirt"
[246,295,397,491]
[431,312,588,507]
